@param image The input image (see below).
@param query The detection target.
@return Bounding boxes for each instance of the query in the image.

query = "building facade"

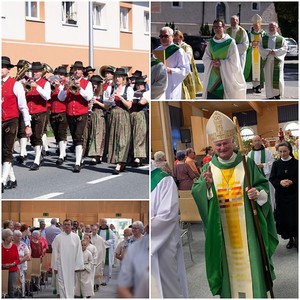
[151,2,278,36]
[2,1,150,77]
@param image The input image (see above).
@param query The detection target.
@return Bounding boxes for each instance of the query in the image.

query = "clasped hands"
[280,179,293,187]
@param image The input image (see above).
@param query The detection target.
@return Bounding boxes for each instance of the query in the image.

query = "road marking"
[87,175,123,184]
[33,193,64,199]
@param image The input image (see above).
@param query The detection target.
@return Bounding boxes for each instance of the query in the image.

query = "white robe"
[258,33,287,98]
[151,168,188,298]
[75,249,93,298]
[247,148,276,210]
[227,25,249,70]
[51,232,84,298]
[91,234,106,285]
[155,44,190,99]
[202,34,247,99]
[87,243,97,293]
[151,56,168,100]
[98,228,116,282]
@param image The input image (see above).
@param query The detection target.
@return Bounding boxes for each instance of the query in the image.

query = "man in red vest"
[49,66,69,166]
[58,61,93,172]
[26,62,51,170]
[1,56,32,192]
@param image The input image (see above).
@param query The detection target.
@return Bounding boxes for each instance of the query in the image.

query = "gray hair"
[51,218,57,225]
[32,230,40,237]
[176,150,186,161]
[269,21,278,28]
[132,221,144,232]
[160,26,173,36]
[2,228,13,241]
[154,151,166,162]
[13,230,22,237]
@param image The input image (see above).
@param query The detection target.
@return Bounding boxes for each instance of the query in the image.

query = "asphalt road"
[3,138,149,200]
[195,59,299,99]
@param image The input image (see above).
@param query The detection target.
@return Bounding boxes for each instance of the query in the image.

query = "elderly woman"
[30,230,43,290]
[173,30,203,99]
[128,221,144,246]
[173,150,197,190]
[13,230,30,298]
[270,142,299,249]
[3,220,14,230]
[152,151,173,175]
[2,228,20,298]
[103,68,134,175]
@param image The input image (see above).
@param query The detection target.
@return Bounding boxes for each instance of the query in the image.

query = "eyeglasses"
[159,34,170,38]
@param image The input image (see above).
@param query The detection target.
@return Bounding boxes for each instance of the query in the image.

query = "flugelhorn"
[69,77,80,94]
[15,61,32,81]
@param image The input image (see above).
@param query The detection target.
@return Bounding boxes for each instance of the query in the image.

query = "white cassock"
[51,232,84,298]
[151,56,168,100]
[258,33,287,98]
[87,243,97,294]
[227,26,249,70]
[247,148,276,210]
[155,43,190,99]
[202,34,247,99]
[75,249,93,298]
[98,228,116,283]
[117,235,149,298]
[91,234,106,285]
[151,167,188,298]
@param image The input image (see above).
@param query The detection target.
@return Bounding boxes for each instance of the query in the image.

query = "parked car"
[183,35,211,59]
[285,38,298,58]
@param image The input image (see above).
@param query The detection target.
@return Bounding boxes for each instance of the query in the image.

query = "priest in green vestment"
[192,111,278,298]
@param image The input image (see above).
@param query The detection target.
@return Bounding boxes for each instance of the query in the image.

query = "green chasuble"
[207,38,233,99]
[261,35,284,89]
[192,152,278,298]
[165,43,180,59]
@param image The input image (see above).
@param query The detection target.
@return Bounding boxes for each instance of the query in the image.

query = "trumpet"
[69,77,80,94]
[15,61,32,81]
[48,75,61,92]
[23,79,33,92]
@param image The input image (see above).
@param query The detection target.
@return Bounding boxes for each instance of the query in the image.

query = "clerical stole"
[207,38,232,98]
[251,33,261,82]
[227,27,243,44]
[211,162,253,298]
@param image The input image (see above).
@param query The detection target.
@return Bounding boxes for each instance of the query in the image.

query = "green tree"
[274,2,298,41]
[165,21,177,31]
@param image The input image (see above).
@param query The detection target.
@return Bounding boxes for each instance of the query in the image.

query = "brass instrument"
[15,61,32,81]
[23,80,33,92]
[48,75,61,92]
[41,63,54,77]
[99,65,116,79]
[69,77,80,94]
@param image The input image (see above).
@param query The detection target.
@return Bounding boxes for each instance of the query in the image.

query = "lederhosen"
[2,77,20,163]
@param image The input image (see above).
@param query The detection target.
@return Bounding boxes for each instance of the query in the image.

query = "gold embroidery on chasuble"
[211,162,253,298]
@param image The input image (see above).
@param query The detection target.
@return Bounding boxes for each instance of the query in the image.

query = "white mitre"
[251,14,262,24]
[206,111,235,142]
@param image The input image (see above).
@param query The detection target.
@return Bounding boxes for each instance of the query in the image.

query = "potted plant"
[66,12,77,25]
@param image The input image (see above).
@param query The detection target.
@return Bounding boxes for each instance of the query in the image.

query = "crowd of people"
[151,14,288,100]
[2,217,149,298]
[151,111,298,297]
[2,57,149,192]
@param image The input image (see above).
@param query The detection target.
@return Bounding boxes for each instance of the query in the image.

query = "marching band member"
[58,61,93,173]
[49,66,69,166]
[26,62,51,170]
[2,56,32,192]
[85,66,96,80]
[83,75,107,164]
[130,76,149,167]
[102,66,115,91]
[103,68,134,175]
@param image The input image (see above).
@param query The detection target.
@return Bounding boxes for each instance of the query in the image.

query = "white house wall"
[132,2,149,50]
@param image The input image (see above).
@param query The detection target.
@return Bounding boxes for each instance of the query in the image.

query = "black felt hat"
[114,68,128,77]
[90,75,103,83]
[2,56,15,68]
[29,61,44,71]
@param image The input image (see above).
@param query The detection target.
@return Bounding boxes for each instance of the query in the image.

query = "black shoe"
[254,86,261,93]
[132,161,139,168]
[100,283,107,286]
[5,180,17,189]
[56,158,64,166]
[274,95,281,99]
[268,97,275,99]
[16,155,27,164]
[120,164,126,172]
[89,159,97,165]
[112,169,120,175]
[73,164,82,173]
[286,239,294,249]
[30,163,40,171]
